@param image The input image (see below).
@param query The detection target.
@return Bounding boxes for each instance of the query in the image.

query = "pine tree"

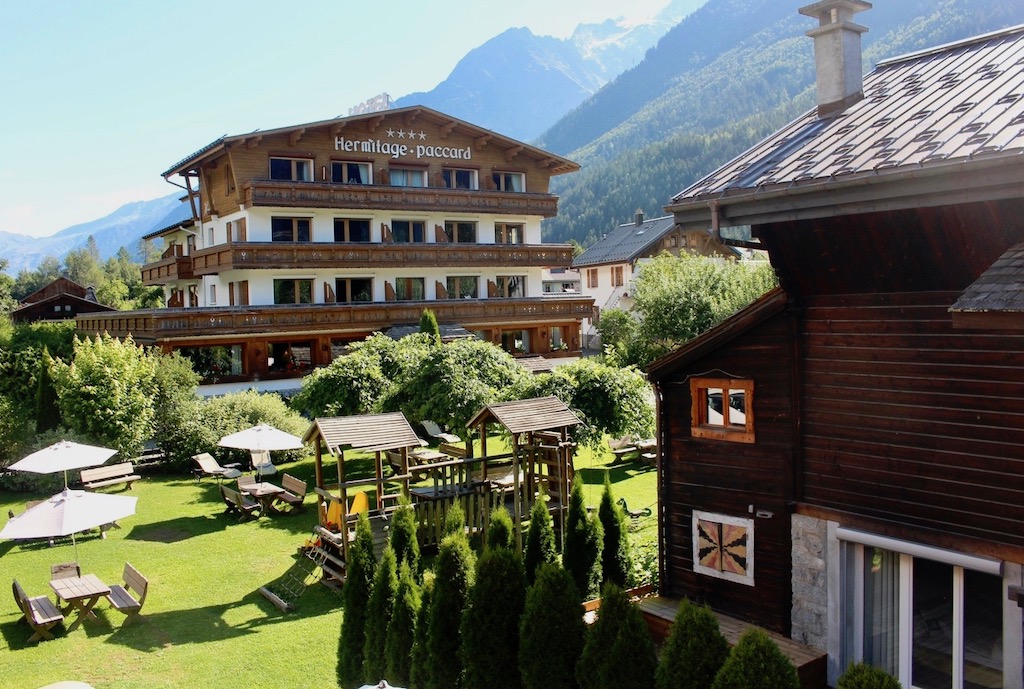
[426,532,476,689]
[389,498,420,577]
[409,574,434,689]
[337,513,378,689]
[385,561,421,687]
[711,627,800,689]
[461,546,526,689]
[524,499,558,585]
[519,563,586,689]
[577,583,658,689]
[563,476,603,600]
[443,503,466,537]
[363,546,398,684]
[598,477,632,588]
[486,505,515,550]
[419,308,441,345]
[655,598,730,689]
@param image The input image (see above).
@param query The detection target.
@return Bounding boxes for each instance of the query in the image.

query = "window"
[269,157,312,181]
[389,168,426,187]
[394,277,425,301]
[53,305,61,313]
[331,161,370,185]
[227,219,247,242]
[442,168,477,190]
[208,284,217,305]
[446,276,479,299]
[550,325,565,350]
[225,164,235,194]
[501,330,529,354]
[334,278,373,303]
[692,510,754,585]
[271,217,311,242]
[495,223,524,244]
[206,227,215,247]
[841,534,1005,689]
[392,220,425,243]
[179,345,244,378]
[495,275,526,298]
[492,171,525,192]
[444,221,477,243]
[689,377,754,443]
[612,266,624,287]
[586,269,599,289]
[334,218,371,242]
[269,341,311,373]
[273,279,313,305]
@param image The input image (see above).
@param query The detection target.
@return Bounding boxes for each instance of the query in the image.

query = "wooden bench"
[80,462,141,490]
[12,579,64,642]
[105,562,149,626]
[220,484,261,520]
[438,442,467,458]
[276,473,307,512]
[608,436,639,460]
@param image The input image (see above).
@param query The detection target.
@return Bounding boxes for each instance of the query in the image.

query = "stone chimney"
[635,209,644,227]
[799,0,871,117]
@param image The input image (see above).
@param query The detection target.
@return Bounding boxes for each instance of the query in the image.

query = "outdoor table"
[411,449,447,463]
[50,573,111,631]
[240,481,286,514]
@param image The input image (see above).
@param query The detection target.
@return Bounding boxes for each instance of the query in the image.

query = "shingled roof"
[303,411,421,454]
[573,214,679,268]
[950,242,1024,329]
[468,396,581,435]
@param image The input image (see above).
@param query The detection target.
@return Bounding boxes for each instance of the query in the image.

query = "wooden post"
[338,449,349,563]
[374,450,384,510]
[512,431,522,551]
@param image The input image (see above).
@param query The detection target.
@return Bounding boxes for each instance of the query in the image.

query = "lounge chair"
[422,420,460,444]
[192,453,242,481]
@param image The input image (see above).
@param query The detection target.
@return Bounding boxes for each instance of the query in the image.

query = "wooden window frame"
[391,220,426,243]
[689,377,754,443]
[330,161,371,185]
[495,222,524,245]
[333,218,371,242]
[268,156,312,182]
[492,170,525,192]
[389,167,427,187]
[442,167,478,190]
[334,277,373,303]
[446,275,479,299]
[612,266,624,287]
[586,268,598,289]
[271,217,311,242]
[495,275,526,298]
[444,220,477,244]
[273,278,313,305]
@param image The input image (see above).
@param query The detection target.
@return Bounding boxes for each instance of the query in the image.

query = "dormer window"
[331,161,370,185]
[443,168,477,190]
[269,157,312,182]
[492,171,524,192]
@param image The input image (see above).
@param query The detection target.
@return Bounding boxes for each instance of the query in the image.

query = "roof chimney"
[799,0,871,117]
[635,209,644,227]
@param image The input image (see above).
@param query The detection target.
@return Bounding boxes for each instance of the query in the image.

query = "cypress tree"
[577,583,658,689]
[711,627,800,689]
[486,505,515,550]
[524,498,558,585]
[443,503,466,537]
[519,563,586,689]
[385,561,421,686]
[598,477,632,588]
[409,574,434,689]
[389,498,420,577]
[337,513,378,689]
[426,532,476,689]
[655,598,730,689]
[419,309,441,345]
[563,476,603,600]
[461,546,526,689]
[363,546,398,684]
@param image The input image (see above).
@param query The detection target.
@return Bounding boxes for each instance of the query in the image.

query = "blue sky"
[0,0,671,239]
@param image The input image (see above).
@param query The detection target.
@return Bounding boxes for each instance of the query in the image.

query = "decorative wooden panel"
[692,511,753,585]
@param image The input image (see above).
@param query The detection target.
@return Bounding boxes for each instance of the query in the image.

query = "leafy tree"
[655,598,730,689]
[410,573,434,689]
[486,505,515,550]
[10,320,77,360]
[35,348,61,433]
[337,513,378,689]
[49,333,157,457]
[598,477,631,588]
[836,662,902,689]
[0,259,17,314]
[203,390,308,465]
[385,560,421,686]
[148,351,203,469]
[292,347,388,417]
[11,256,61,300]
[519,563,586,689]
[426,532,476,689]
[63,236,104,290]
[0,393,33,468]
[524,499,559,586]
[711,627,800,689]
[595,307,637,353]
[577,583,658,689]
[563,476,603,600]
[363,547,399,684]
[419,308,441,344]
[389,498,421,577]
[461,546,526,689]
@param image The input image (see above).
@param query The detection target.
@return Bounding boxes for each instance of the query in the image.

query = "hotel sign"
[335,128,472,161]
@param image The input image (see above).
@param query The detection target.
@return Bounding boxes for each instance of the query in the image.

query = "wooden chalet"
[650,4,1024,688]
[12,277,114,324]
[78,106,593,387]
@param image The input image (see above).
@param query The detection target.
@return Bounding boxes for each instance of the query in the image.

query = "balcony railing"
[185,242,574,275]
[141,256,194,285]
[76,295,595,343]
[243,180,560,217]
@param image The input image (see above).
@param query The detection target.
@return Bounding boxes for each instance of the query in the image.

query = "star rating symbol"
[397,130,406,139]
[418,131,426,140]
[386,128,395,137]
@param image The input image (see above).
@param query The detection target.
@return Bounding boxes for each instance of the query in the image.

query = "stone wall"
[791,513,828,650]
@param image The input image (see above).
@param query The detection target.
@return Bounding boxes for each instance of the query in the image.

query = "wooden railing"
[141,256,193,285]
[243,180,560,217]
[186,242,574,274]
[76,295,594,342]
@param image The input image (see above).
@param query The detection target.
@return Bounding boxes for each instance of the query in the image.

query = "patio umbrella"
[9,440,118,488]
[0,488,137,561]
[218,423,304,479]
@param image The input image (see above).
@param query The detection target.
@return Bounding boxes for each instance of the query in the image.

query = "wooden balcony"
[243,180,560,217]
[141,256,194,285]
[188,242,574,275]
[76,296,595,343]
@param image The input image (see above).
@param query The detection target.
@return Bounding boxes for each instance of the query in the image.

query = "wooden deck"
[638,596,827,689]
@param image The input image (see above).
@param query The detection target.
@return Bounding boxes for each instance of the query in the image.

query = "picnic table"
[239,481,286,514]
[50,573,110,631]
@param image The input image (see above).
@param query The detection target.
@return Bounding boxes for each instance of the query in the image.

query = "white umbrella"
[9,440,117,488]
[1,488,137,560]
[218,423,304,480]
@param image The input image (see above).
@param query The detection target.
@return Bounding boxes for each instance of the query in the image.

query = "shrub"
[291,347,388,418]
[711,627,800,689]
[385,561,421,686]
[337,513,378,689]
[486,505,515,550]
[425,533,476,689]
[563,476,603,600]
[519,563,586,689]
[419,309,441,344]
[389,499,420,577]
[443,503,466,537]
[363,547,398,684]
[836,662,902,689]
[461,546,526,689]
[35,348,61,433]
[577,583,658,689]
[203,390,308,466]
[598,477,631,588]
[655,598,730,689]
[148,351,204,470]
[523,499,558,585]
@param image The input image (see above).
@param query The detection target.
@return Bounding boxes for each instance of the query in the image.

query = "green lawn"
[0,442,657,688]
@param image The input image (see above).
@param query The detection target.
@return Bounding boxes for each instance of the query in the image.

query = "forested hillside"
[542,0,1024,247]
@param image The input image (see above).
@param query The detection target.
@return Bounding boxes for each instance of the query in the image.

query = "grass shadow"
[125,514,231,543]
[578,459,653,487]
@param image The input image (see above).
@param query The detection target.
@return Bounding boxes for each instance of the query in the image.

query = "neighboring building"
[12,277,114,324]
[649,4,1024,688]
[78,106,592,387]
[573,210,740,348]
[542,267,581,294]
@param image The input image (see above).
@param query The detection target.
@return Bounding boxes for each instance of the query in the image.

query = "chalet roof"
[573,215,680,268]
[18,276,88,304]
[142,201,196,241]
[467,396,582,435]
[646,288,789,381]
[517,356,558,374]
[163,105,580,178]
[949,242,1024,327]
[384,324,475,341]
[667,24,1024,229]
[303,411,421,454]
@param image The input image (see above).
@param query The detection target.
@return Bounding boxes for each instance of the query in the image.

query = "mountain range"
[5,0,1024,273]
